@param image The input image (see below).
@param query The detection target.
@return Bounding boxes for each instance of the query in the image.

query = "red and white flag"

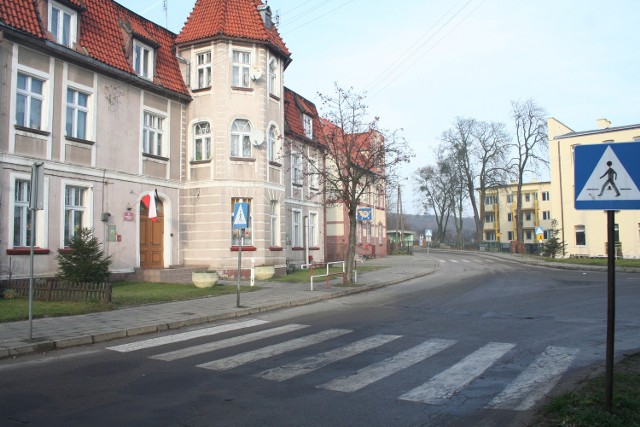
[141,191,157,222]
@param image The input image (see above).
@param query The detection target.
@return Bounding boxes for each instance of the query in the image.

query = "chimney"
[597,118,612,129]
[258,4,273,29]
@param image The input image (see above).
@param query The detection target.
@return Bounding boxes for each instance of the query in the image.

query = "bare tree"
[317,84,413,283]
[509,99,549,250]
[440,117,510,244]
[416,161,454,243]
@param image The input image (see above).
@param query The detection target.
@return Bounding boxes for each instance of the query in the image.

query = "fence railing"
[0,278,112,303]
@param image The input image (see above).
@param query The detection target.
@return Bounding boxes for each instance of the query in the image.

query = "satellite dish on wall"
[250,129,265,146]
[250,67,263,81]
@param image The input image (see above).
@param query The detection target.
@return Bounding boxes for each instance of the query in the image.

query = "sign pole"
[28,162,44,341]
[237,230,243,308]
[604,210,616,412]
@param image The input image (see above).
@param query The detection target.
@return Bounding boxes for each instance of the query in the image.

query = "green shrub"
[57,228,112,283]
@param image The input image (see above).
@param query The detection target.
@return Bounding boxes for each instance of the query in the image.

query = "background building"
[479,181,553,252]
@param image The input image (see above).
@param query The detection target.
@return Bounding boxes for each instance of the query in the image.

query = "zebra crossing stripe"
[257,334,401,382]
[197,329,352,371]
[106,319,269,353]
[320,338,456,393]
[487,346,579,411]
[150,324,309,362]
[399,342,515,404]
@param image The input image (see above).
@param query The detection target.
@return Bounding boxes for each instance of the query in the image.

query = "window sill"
[65,136,95,145]
[309,246,320,251]
[143,153,169,162]
[231,86,253,92]
[292,246,304,251]
[269,161,282,168]
[269,246,284,251]
[191,86,211,93]
[230,157,256,162]
[269,93,281,101]
[292,183,303,188]
[14,125,51,136]
[7,248,51,255]
[190,159,211,165]
[230,246,257,252]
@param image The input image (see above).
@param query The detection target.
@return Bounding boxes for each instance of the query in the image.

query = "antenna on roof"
[163,0,168,29]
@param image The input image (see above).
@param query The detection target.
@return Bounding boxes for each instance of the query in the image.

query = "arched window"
[268,124,279,163]
[193,121,211,161]
[231,119,252,158]
[268,58,279,96]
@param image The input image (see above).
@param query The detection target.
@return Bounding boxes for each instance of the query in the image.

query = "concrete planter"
[254,266,275,280]
[192,271,219,288]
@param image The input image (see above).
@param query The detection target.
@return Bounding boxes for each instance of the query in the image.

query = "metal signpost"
[425,229,432,254]
[29,162,44,340]
[233,202,249,308]
[574,142,640,412]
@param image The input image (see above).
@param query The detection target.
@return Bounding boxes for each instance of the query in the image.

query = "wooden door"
[140,199,164,269]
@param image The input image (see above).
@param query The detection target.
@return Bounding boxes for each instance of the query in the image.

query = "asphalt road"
[1,250,638,426]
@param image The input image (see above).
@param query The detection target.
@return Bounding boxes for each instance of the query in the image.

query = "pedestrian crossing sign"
[233,202,249,229]
[574,142,640,210]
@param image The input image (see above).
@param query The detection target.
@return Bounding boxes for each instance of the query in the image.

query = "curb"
[0,268,437,360]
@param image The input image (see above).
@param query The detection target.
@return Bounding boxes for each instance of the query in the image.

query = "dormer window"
[133,39,154,80]
[49,1,78,47]
[303,114,313,139]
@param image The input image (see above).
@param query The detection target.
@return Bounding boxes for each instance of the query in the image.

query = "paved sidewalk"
[0,253,438,359]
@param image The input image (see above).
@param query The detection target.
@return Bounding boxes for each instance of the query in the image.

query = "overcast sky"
[117,0,640,213]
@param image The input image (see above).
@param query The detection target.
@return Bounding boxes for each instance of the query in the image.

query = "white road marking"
[320,338,456,393]
[197,329,352,371]
[258,334,401,381]
[399,342,515,404]
[150,324,309,361]
[106,319,269,353]
[487,346,579,410]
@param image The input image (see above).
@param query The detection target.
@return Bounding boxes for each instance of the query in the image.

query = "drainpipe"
[304,215,310,266]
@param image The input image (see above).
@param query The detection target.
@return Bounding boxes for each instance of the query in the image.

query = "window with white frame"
[575,225,586,246]
[525,193,531,202]
[507,212,513,222]
[308,156,319,190]
[232,50,250,88]
[525,212,532,221]
[485,231,496,241]
[16,72,45,130]
[268,125,279,163]
[231,119,251,158]
[292,152,302,186]
[292,210,302,247]
[133,40,154,80]
[49,1,77,47]
[303,114,313,139]
[507,231,514,240]
[542,191,550,201]
[13,179,32,247]
[485,213,495,223]
[64,185,86,244]
[543,211,551,220]
[66,88,89,139]
[193,121,211,161]
[309,212,318,247]
[357,222,362,244]
[268,58,279,96]
[195,51,212,89]
[525,230,533,240]
[506,194,513,203]
[484,194,496,205]
[270,200,280,246]
[231,198,252,246]
[143,111,165,157]
[366,222,372,244]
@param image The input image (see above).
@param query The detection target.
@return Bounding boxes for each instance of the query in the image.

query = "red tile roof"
[0,0,189,96]
[176,0,290,61]
[284,87,322,144]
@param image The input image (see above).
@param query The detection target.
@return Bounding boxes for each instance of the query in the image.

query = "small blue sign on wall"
[357,207,373,221]
[574,142,640,210]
